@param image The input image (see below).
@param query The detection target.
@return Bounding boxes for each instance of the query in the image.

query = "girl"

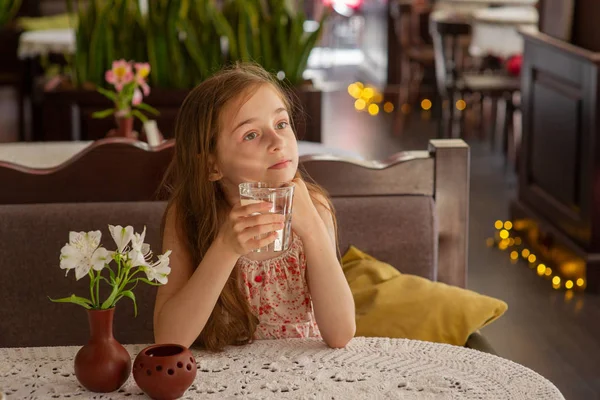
[154,63,356,351]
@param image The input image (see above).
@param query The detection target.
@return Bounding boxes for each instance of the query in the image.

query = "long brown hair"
[161,63,335,351]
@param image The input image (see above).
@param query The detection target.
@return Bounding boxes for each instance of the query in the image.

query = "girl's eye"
[243,132,258,141]
[276,121,289,130]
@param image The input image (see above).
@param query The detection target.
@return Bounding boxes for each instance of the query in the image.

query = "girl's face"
[212,84,299,203]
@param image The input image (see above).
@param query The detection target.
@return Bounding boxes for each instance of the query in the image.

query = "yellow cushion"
[342,246,507,346]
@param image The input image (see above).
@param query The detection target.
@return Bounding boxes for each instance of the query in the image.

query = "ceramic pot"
[74,308,132,392]
[106,115,138,139]
[133,343,197,400]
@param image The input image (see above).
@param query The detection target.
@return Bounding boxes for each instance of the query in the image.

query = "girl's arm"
[292,180,356,348]
[154,203,284,347]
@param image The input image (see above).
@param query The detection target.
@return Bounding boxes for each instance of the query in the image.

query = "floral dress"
[237,233,321,339]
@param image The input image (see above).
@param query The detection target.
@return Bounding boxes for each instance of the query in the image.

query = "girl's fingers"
[231,201,273,218]
[238,223,284,243]
[236,213,285,231]
[246,232,279,251]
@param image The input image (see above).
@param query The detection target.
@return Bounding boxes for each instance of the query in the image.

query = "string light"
[347,83,361,99]
[491,220,586,292]
[456,99,466,111]
[536,264,546,276]
[347,82,388,116]
[354,99,366,110]
[362,87,374,100]
[552,276,561,285]
[368,104,379,116]
[421,99,432,111]
[565,280,574,289]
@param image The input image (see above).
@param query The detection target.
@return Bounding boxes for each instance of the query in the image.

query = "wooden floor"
[1,69,600,400]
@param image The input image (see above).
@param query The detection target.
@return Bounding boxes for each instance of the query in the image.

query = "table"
[0,337,564,399]
[470,6,538,57]
[17,29,75,59]
[0,141,363,169]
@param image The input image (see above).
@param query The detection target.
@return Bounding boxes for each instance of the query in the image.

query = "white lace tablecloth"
[0,337,564,399]
[18,29,75,59]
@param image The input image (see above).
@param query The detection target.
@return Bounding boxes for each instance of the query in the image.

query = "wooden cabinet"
[512,28,600,292]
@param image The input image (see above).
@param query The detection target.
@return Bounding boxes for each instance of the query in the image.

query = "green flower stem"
[96,269,101,308]
[89,269,96,306]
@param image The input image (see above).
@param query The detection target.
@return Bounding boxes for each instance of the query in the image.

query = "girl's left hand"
[290,178,322,239]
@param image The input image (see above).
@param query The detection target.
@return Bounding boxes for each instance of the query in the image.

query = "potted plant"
[91,59,160,139]
[41,0,329,142]
[49,225,171,393]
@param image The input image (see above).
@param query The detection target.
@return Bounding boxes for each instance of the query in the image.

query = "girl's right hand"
[218,202,285,256]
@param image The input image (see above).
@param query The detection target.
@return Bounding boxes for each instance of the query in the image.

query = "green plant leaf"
[212,5,238,61]
[97,86,117,101]
[101,283,120,309]
[117,290,138,317]
[92,108,115,119]
[106,266,116,284]
[48,294,92,309]
[132,277,162,286]
[180,19,209,79]
[135,102,160,115]
[131,109,148,123]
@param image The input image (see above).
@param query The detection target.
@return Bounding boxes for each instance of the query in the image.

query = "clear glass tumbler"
[239,182,294,252]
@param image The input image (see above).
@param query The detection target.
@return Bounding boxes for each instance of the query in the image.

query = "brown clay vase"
[133,344,197,400]
[74,308,132,393]
[106,116,137,139]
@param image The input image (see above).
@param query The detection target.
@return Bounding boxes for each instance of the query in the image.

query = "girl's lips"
[269,160,291,169]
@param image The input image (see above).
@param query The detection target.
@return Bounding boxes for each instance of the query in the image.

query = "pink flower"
[105,59,134,91]
[135,63,151,96]
[135,62,151,79]
[132,88,143,106]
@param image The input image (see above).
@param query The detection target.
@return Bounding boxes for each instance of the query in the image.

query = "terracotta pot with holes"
[133,344,197,400]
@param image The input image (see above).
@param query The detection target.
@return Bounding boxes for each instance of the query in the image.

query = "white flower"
[128,226,152,268]
[143,250,172,284]
[60,231,111,280]
[109,225,134,253]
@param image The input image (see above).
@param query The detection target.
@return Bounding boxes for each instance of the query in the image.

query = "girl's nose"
[266,129,284,153]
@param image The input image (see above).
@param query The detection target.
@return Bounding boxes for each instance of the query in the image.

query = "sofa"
[0,139,494,353]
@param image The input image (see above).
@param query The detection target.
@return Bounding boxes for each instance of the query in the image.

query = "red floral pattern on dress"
[238,233,321,340]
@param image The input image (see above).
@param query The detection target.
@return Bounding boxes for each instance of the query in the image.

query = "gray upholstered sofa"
[0,139,493,352]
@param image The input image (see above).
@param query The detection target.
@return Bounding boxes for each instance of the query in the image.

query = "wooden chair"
[390,0,436,107]
[0,138,174,204]
[430,12,521,143]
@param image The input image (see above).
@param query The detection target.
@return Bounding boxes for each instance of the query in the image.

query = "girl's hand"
[218,202,285,256]
[291,178,323,239]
